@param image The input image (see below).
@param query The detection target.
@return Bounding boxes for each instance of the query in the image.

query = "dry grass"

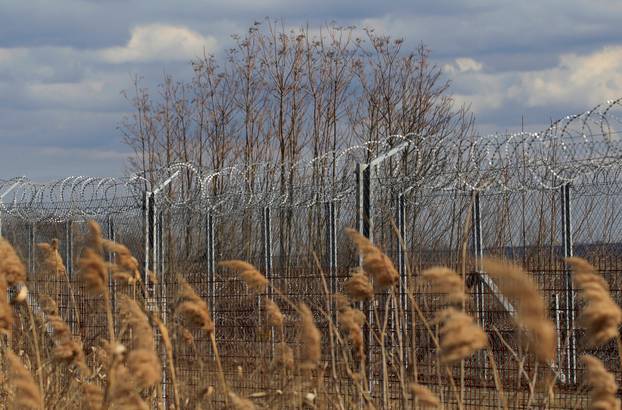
[0,225,620,409]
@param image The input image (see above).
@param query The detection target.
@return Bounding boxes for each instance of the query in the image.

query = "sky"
[1,0,621,180]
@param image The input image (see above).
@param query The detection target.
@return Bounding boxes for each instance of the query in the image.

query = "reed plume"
[119,296,161,389]
[78,248,107,295]
[265,297,284,329]
[435,308,488,364]
[181,327,194,345]
[581,355,620,410]
[82,383,104,410]
[108,363,149,410]
[482,258,556,363]
[6,350,43,410]
[228,391,256,410]
[276,341,294,370]
[86,220,104,254]
[41,296,87,372]
[103,239,141,284]
[566,257,622,347]
[408,383,441,408]
[299,302,321,370]
[0,237,27,285]
[153,316,181,410]
[219,260,268,293]
[175,278,214,334]
[0,274,12,334]
[175,278,229,395]
[36,239,66,277]
[345,228,398,288]
[337,302,366,362]
[422,266,465,304]
[343,269,374,301]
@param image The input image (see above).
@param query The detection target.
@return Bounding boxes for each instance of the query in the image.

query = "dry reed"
[0,274,12,334]
[103,239,141,284]
[82,383,104,410]
[409,383,441,408]
[276,342,295,370]
[0,237,27,285]
[580,355,620,410]
[119,296,161,389]
[86,220,104,254]
[40,296,87,372]
[435,308,488,364]
[299,303,321,370]
[482,258,556,363]
[175,278,214,334]
[565,257,622,347]
[219,260,268,293]
[421,266,465,304]
[36,239,65,277]
[78,248,108,296]
[153,316,181,410]
[337,301,366,363]
[345,228,398,288]
[6,350,43,410]
[265,297,284,329]
[108,363,149,410]
[228,391,256,410]
[174,278,228,397]
[343,269,374,301]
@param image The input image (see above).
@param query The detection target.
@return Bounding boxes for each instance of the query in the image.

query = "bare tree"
[120,19,474,266]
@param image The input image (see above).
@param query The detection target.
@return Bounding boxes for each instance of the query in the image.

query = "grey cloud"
[0,0,621,178]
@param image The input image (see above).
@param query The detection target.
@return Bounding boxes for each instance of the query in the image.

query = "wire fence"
[2,99,622,408]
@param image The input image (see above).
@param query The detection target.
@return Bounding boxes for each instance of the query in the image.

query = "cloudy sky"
[1,0,621,180]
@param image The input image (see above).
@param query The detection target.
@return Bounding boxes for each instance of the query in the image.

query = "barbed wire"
[2,99,622,222]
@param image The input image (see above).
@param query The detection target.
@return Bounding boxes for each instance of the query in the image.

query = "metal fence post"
[471,190,487,378]
[65,220,73,278]
[156,206,169,410]
[206,211,216,318]
[356,164,373,240]
[356,162,374,392]
[28,222,35,273]
[395,192,409,365]
[143,191,151,285]
[561,182,577,384]
[262,206,273,291]
[65,220,75,329]
[106,216,116,325]
[262,206,274,355]
[472,191,484,324]
[144,192,157,293]
[325,200,337,321]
